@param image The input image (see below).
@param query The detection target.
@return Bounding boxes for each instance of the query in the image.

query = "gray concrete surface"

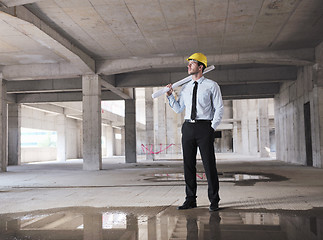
[1,155,323,239]
[0,155,322,214]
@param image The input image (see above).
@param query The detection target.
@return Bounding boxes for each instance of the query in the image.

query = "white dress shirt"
[167,76,223,131]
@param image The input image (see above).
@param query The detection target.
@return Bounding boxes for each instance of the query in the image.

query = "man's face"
[187,60,201,75]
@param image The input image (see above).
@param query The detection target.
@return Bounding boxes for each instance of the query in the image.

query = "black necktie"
[191,81,198,120]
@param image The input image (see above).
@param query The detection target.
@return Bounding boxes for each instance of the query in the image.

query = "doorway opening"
[304,102,313,166]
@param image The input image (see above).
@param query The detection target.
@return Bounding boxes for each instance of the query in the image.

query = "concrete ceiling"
[1,0,323,103]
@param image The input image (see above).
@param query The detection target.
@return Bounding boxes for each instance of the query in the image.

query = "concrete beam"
[14,82,273,102]
[7,78,82,93]
[50,102,82,112]
[0,0,43,7]
[14,90,123,103]
[15,92,83,103]
[115,66,297,88]
[64,108,82,117]
[221,83,280,100]
[100,75,133,100]
[23,103,64,115]
[0,6,95,77]
[6,93,16,103]
[24,102,125,126]
[207,66,297,85]
[102,111,124,126]
[8,77,134,101]
[97,49,314,75]
[3,63,83,80]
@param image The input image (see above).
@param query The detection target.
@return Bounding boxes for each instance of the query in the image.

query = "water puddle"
[143,172,287,186]
[0,207,322,240]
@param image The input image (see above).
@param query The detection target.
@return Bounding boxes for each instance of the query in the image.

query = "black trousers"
[181,121,220,204]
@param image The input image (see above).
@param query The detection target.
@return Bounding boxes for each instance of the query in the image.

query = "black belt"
[185,119,211,123]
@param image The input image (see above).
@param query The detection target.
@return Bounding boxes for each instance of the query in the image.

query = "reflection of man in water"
[186,216,198,240]
[185,212,222,239]
[209,212,222,239]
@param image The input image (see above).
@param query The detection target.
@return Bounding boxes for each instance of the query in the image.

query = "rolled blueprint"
[151,65,215,98]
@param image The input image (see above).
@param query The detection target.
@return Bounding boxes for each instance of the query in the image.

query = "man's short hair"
[198,62,206,72]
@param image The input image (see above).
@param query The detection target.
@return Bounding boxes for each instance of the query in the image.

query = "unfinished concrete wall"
[275,41,323,167]
[20,106,57,162]
[21,106,57,131]
[20,106,81,162]
[232,99,273,156]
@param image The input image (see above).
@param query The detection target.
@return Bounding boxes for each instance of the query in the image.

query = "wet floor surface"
[0,206,322,240]
[144,172,288,186]
[1,159,323,239]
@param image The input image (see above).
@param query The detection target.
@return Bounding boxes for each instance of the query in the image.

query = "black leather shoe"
[177,201,197,210]
[209,203,219,212]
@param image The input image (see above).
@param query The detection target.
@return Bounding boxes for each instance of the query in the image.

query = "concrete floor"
[0,154,323,239]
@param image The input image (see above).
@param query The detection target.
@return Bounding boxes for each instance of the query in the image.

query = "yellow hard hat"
[186,53,207,67]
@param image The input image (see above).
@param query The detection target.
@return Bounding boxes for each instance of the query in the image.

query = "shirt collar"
[191,76,205,85]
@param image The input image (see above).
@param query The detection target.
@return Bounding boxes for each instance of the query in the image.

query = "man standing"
[166,53,223,211]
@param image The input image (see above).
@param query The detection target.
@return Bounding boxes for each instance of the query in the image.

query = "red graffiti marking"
[141,144,175,154]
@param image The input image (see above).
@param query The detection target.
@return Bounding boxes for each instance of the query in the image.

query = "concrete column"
[77,121,83,158]
[83,213,103,240]
[56,114,67,162]
[160,216,169,240]
[114,127,122,155]
[126,214,138,239]
[106,125,114,157]
[121,126,125,155]
[101,125,107,157]
[248,99,258,155]
[176,111,184,156]
[154,88,166,155]
[221,130,233,152]
[6,219,20,233]
[82,75,102,170]
[0,76,7,172]
[145,88,154,160]
[166,99,176,156]
[148,216,157,240]
[221,100,233,152]
[125,98,137,163]
[8,103,21,166]
[258,99,270,157]
[232,100,242,153]
[240,100,250,154]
